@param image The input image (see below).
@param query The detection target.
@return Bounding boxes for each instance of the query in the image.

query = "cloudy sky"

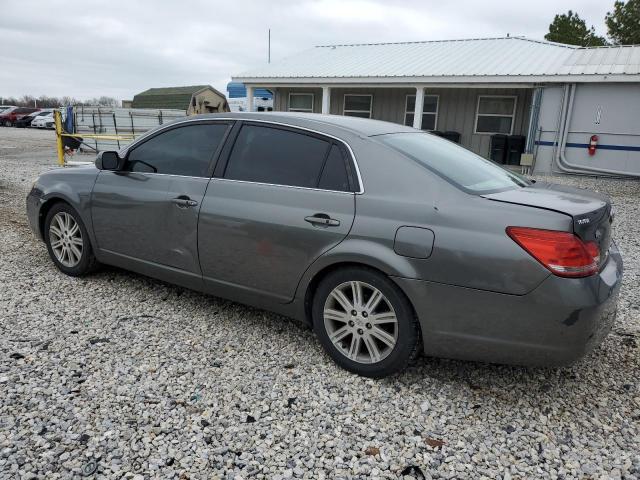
[1,0,612,101]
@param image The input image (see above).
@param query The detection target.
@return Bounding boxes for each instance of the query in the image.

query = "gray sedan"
[26,113,623,377]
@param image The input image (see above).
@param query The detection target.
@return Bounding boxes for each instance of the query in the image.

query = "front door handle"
[304,214,340,227]
[172,196,198,208]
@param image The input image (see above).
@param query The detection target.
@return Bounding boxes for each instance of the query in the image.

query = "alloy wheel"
[323,281,398,364]
[49,212,83,267]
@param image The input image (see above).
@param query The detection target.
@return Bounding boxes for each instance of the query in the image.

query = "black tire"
[312,267,421,378]
[44,202,99,276]
[4,120,12,127]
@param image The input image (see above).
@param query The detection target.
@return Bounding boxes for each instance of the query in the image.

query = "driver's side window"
[126,123,229,177]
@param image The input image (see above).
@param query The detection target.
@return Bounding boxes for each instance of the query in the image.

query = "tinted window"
[379,132,530,194]
[343,95,372,118]
[476,116,512,134]
[475,96,516,134]
[318,145,350,191]
[126,123,228,177]
[225,125,330,188]
[289,94,314,112]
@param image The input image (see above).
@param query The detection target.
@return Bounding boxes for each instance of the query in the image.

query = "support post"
[54,110,65,166]
[246,86,254,112]
[321,86,331,114]
[413,87,424,130]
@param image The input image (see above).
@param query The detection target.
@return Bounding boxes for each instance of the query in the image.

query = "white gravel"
[1,127,639,479]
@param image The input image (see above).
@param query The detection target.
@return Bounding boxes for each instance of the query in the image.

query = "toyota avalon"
[26,113,623,377]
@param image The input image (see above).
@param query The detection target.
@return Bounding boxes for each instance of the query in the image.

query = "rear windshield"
[378,132,530,194]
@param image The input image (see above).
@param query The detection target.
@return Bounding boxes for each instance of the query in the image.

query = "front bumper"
[26,187,44,240]
[394,242,623,366]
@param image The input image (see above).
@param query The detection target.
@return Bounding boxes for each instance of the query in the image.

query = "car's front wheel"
[44,203,98,276]
[4,120,12,127]
[312,267,421,378]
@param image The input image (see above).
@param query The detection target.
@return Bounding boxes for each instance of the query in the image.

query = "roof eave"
[233,74,639,85]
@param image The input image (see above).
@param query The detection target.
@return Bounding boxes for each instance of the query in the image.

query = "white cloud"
[0,0,612,101]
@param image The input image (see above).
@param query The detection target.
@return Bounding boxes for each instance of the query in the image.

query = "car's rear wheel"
[44,203,98,276]
[312,267,420,378]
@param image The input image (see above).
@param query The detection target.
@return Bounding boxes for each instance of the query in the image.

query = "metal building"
[232,37,640,177]
[131,85,230,114]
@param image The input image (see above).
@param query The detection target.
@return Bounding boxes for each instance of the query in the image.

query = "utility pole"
[268,28,271,63]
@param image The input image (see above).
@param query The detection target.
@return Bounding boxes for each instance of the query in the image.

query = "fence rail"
[55,106,186,165]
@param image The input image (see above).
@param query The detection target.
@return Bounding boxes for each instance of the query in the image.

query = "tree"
[545,10,608,46]
[0,94,119,107]
[606,0,640,44]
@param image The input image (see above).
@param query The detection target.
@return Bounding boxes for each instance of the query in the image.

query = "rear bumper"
[394,242,623,366]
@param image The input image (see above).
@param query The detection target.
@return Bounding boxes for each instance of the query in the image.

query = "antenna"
[268,28,271,63]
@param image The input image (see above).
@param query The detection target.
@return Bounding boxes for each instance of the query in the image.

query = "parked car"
[26,113,623,377]
[0,105,17,115]
[0,107,39,126]
[15,110,53,128]
[31,111,55,129]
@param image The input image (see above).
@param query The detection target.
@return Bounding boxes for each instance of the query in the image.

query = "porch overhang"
[233,74,637,86]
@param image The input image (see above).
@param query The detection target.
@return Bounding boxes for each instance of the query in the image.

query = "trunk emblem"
[577,218,590,225]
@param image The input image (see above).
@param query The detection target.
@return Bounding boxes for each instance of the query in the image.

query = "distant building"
[226,82,273,112]
[121,100,133,108]
[233,37,640,177]
[131,85,229,114]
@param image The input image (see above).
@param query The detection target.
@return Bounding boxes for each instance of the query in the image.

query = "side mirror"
[96,151,123,171]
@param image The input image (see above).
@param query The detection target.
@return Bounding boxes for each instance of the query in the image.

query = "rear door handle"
[305,214,340,227]
[172,196,198,208]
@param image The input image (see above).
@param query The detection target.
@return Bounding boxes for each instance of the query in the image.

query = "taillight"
[506,227,600,278]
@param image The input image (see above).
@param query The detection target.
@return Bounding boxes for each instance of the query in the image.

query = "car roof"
[183,112,416,137]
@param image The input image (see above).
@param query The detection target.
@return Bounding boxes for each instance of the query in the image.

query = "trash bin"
[489,134,508,164]
[62,136,82,150]
[441,131,461,143]
[506,135,526,165]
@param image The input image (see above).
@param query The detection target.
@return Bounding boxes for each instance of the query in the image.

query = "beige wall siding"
[274,88,323,113]
[328,88,415,123]
[431,87,532,156]
[188,89,229,115]
[273,86,532,157]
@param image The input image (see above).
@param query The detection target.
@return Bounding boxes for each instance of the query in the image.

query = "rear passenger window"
[225,125,330,188]
[126,123,228,177]
[318,145,350,191]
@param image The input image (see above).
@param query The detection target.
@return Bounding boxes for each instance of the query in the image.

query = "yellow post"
[54,110,65,166]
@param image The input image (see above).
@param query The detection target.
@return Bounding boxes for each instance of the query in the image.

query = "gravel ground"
[0,127,639,480]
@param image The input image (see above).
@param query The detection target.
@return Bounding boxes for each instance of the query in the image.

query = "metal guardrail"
[54,107,186,166]
[54,111,134,166]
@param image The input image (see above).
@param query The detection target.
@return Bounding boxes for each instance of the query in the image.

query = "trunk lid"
[483,182,614,263]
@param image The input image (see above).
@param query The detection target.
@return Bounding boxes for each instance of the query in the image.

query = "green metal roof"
[131,85,210,110]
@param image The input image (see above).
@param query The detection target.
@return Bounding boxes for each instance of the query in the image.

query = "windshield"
[378,132,530,194]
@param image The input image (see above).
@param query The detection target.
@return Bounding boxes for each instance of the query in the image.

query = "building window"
[343,94,372,118]
[404,94,439,130]
[474,95,517,134]
[289,93,314,112]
